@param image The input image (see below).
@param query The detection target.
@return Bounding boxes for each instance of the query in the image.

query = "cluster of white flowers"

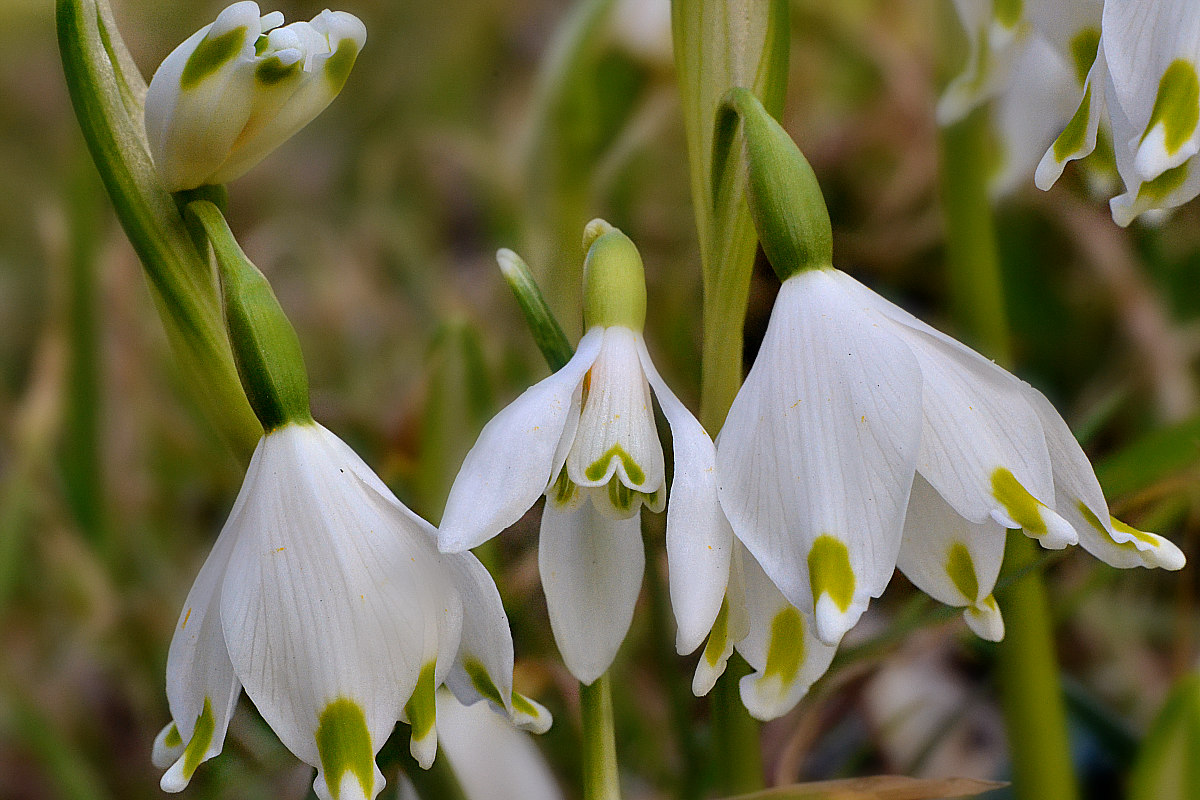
[943,0,1200,226]
[145,3,1188,796]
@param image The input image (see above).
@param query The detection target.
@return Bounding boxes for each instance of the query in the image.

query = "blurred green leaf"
[1128,672,1200,800]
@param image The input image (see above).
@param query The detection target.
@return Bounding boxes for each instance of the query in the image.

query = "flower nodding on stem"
[582,219,647,332]
[187,200,312,432]
[714,87,832,281]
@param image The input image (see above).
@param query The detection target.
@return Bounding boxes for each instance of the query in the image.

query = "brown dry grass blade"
[725,775,1006,800]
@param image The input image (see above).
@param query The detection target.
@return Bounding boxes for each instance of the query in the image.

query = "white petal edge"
[439,329,604,553]
[636,339,732,655]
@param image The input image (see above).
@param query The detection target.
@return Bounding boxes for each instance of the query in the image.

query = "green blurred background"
[1,0,1197,798]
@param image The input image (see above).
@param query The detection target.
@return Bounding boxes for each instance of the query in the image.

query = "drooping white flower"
[439,224,730,684]
[716,267,1186,650]
[144,1,366,192]
[150,421,549,799]
[1036,0,1200,225]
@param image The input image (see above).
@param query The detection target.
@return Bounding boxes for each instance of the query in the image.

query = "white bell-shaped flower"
[144,1,366,191]
[439,224,731,684]
[717,267,1186,649]
[151,422,550,799]
[1037,0,1200,225]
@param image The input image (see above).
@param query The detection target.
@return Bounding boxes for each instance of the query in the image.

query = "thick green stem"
[939,108,1079,800]
[580,675,621,800]
[710,654,765,794]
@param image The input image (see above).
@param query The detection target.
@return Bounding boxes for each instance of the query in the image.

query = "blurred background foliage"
[1,0,1198,798]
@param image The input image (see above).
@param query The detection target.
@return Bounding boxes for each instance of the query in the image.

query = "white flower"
[715,267,1186,650]
[439,230,730,685]
[144,1,366,192]
[151,422,549,800]
[1036,0,1200,225]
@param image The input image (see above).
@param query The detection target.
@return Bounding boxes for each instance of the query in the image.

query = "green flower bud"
[188,200,312,431]
[714,87,832,280]
[582,219,647,331]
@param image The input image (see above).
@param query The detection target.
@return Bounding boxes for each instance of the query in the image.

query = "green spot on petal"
[550,468,578,507]
[511,692,540,718]
[585,443,646,485]
[994,0,1022,28]
[316,698,375,800]
[180,697,215,781]
[1076,501,1159,550]
[163,723,182,749]
[1054,85,1092,161]
[254,34,269,56]
[762,606,805,684]
[255,56,300,86]
[808,535,855,613]
[181,27,247,90]
[404,662,437,742]
[704,597,730,667]
[1069,27,1100,87]
[945,541,980,603]
[991,468,1048,536]
[324,39,359,91]
[1142,60,1200,155]
[463,658,504,707]
[1137,162,1189,203]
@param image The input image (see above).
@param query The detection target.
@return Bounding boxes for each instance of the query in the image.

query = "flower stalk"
[580,675,621,800]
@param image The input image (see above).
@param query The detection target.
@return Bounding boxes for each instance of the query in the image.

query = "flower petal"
[158,446,250,791]
[692,548,750,697]
[145,2,263,191]
[566,327,666,498]
[538,501,644,684]
[219,424,444,799]
[896,475,1006,641]
[435,690,565,800]
[441,551,553,734]
[736,547,838,720]
[636,339,731,655]
[1035,42,1108,191]
[439,329,603,553]
[717,270,923,645]
[1102,0,1200,182]
[207,10,368,184]
[829,270,1077,551]
[1025,389,1185,571]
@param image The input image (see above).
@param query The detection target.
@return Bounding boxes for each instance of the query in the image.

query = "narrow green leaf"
[57,0,260,462]
[1128,673,1200,800]
[497,248,575,372]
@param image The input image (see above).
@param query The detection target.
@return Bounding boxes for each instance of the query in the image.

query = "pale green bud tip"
[582,220,647,331]
[188,201,312,432]
[717,88,832,282]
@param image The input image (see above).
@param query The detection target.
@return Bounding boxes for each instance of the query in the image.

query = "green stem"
[580,675,621,800]
[710,654,765,794]
[939,108,1079,800]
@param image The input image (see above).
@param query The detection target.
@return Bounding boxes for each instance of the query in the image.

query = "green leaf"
[497,248,575,372]
[671,0,790,429]
[1128,673,1200,800]
[57,0,260,462]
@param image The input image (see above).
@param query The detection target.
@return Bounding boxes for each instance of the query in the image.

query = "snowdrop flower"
[152,202,549,800]
[1037,0,1200,225]
[439,221,730,684]
[145,2,366,191]
[714,88,1186,657]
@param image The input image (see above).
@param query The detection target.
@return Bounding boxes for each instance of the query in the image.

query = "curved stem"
[580,675,621,800]
[939,107,1079,800]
